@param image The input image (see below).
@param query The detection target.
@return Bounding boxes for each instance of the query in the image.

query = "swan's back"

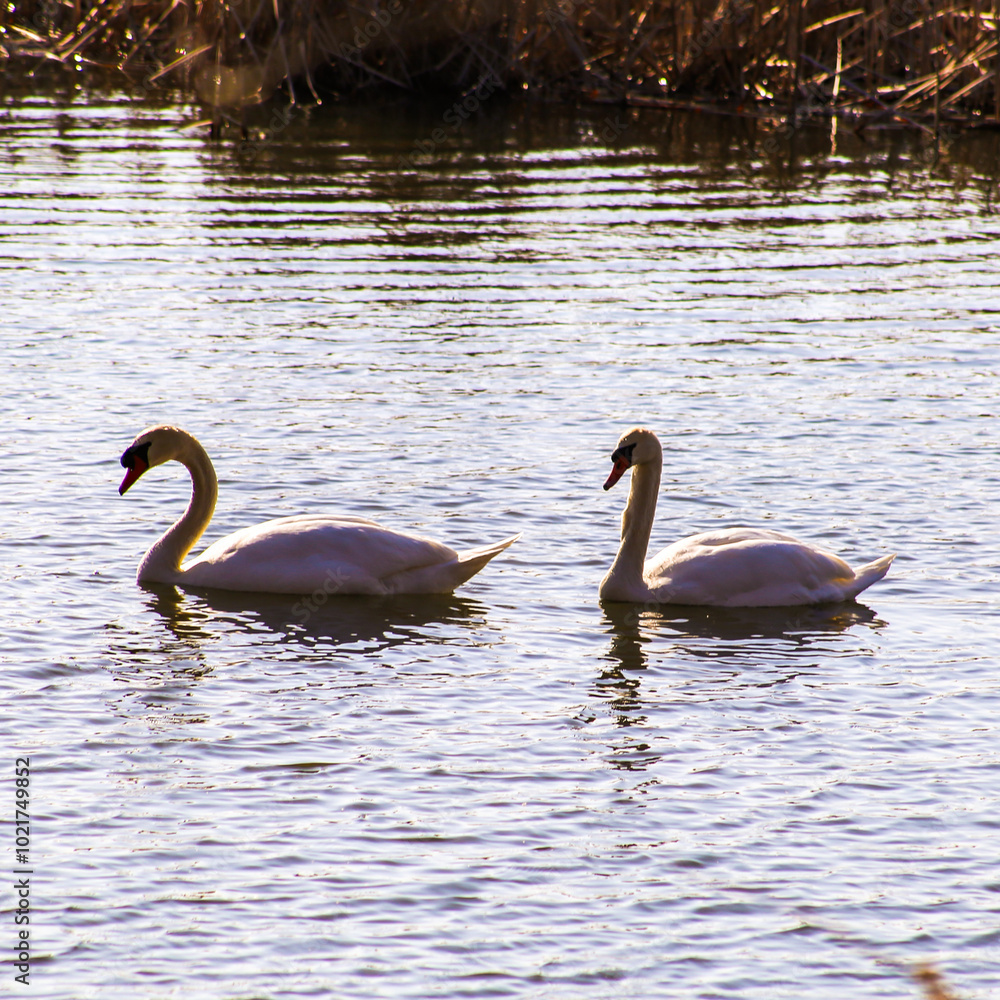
[646,528,891,607]
[183,514,462,595]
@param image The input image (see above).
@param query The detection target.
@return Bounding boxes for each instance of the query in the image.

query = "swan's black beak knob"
[119,442,151,495]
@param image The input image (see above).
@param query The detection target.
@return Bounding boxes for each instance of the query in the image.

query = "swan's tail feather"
[457,533,521,568]
[845,553,895,599]
[385,533,520,594]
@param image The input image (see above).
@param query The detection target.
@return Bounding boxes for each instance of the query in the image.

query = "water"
[2,88,1000,999]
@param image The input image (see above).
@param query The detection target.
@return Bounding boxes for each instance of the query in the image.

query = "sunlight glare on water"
[1,90,999,999]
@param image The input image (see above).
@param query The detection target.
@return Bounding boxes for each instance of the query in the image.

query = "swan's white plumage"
[599,427,893,607]
[119,426,518,595]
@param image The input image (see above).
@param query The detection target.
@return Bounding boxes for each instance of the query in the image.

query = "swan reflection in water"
[598,598,886,705]
[603,599,883,663]
[103,583,497,727]
[137,581,496,656]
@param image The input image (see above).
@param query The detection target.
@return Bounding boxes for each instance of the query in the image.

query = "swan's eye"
[121,440,152,469]
[611,442,636,465]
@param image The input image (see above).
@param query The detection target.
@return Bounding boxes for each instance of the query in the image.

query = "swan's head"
[603,427,661,490]
[119,425,188,495]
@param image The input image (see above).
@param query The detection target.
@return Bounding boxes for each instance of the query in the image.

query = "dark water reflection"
[601,599,883,671]
[596,601,890,746]
[110,582,494,655]
[5,85,1000,215]
[215,95,1000,212]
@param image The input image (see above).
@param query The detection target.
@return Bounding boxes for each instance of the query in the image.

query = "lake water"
[2,88,999,999]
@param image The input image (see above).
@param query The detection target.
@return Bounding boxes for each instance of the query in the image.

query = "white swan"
[599,427,894,607]
[118,425,519,595]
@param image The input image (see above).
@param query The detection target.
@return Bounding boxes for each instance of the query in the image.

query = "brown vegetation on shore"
[2,1,999,128]
[914,962,962,1000]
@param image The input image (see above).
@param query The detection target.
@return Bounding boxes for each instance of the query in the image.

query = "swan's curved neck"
[137,438,217,582]
[609,456,661,585]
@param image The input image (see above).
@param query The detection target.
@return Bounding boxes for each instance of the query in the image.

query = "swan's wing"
[183,515,460,595]
[645,528,860,607]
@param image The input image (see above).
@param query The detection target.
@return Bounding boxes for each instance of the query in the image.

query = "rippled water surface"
[2,90,1000,999]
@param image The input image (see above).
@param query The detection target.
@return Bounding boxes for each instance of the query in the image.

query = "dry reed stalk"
[994,0,1000,119]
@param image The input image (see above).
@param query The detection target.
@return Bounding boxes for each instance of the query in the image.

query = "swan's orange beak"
[603,456,630,491]
[119,457,148,496]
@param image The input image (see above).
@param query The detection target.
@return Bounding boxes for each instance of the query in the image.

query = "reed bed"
[2,1,999,126]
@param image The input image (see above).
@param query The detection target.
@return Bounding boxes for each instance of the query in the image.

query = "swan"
[599,427,894,607]
[118,425,519,595]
